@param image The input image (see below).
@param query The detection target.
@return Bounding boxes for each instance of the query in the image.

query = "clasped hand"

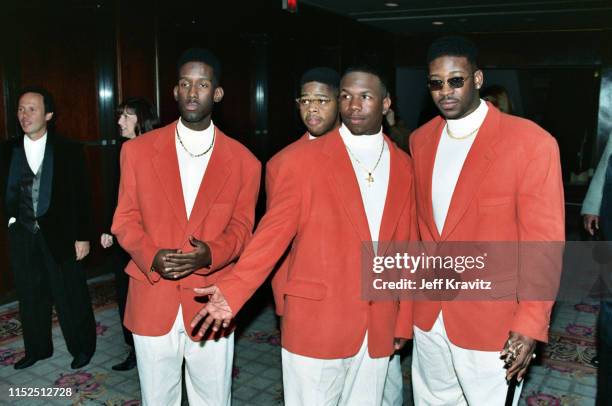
[153,236,211,280]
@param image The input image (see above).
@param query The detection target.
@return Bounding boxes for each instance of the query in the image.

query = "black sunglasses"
[427,74,473,91]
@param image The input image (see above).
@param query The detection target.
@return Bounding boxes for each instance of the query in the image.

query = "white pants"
[282,332,390,406]
[412,313,522,406]
[133,306,234,406]
[382,352,403,406]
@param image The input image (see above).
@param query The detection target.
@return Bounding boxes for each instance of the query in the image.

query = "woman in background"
[100,98,159,371]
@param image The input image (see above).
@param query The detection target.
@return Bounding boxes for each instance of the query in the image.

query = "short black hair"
[299,67,340,94]
[426,36,479,69]
[341,65,389,97]
[117,97,160,136]
[18,86,55,115]
[176,48,222,86]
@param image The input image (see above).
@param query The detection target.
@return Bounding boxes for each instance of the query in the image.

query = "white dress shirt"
[24,132,47,174]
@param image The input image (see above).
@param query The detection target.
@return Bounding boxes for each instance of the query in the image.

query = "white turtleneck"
[339,123,390,245]
[175,118,215,219]
[432,99,488,234]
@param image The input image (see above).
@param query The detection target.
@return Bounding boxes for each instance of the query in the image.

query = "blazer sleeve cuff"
[510,302,553,343]
[132,245,161,285]
[204,239,226,272]
[216,278,252,317]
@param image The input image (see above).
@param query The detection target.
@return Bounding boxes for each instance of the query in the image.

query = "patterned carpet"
[0,275,599,405]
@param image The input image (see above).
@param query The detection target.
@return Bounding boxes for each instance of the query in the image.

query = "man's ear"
[382,95,392,115]
[45,112,54,122]
[173,85,179,101]
[474,69,484,90]
[213,87,224,103]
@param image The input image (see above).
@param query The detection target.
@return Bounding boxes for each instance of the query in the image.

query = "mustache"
[438,96,459,103]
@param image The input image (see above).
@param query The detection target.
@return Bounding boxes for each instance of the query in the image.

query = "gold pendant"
[366,173,374,184]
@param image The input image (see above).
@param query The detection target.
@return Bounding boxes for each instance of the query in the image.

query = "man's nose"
[188,85,197,98]
[439,81,454,96]
[308,103,320,112]
[349,98,362,111]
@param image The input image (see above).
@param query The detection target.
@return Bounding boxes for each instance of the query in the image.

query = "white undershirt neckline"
[432,100,488,234]
[175,119,215,219]
[339,123,390,246]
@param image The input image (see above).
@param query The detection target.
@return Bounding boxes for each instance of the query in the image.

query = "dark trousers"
[8,222,96,359]
[597,300,612,405]
[111,245,133,347]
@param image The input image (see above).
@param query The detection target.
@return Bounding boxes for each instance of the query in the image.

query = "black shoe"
[14,353,52,370]
[112,349,136,371]
[71,353,92,369]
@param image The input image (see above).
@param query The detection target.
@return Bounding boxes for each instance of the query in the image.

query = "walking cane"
[504,376,517,406]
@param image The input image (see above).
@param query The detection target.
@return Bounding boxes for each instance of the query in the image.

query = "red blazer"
[271,132,310,316]
[217,129,417,359]
[112,121,261,340]
[409,104,565,351]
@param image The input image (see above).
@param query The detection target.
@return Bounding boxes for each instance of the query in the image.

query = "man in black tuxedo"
[1,87,96,370]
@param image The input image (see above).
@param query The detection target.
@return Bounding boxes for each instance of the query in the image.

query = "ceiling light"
[432,21,444,25]
[384,2,399,7]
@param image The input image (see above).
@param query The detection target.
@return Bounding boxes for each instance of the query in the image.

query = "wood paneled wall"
[18,13,100,144]
[116,0,157,108]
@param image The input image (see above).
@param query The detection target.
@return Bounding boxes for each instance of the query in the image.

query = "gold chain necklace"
[344,137,385,186]
[176,125,215,157]
[446,123,480,140]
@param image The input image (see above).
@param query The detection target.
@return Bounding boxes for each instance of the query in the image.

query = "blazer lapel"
[440,105,501,240]
[37,134,54,216]
[5,139,25,210]
[185,127,231,237]
[324,130,375,257]
[152,121,188,230]
[415,118,445,241]
[377,137,411,256]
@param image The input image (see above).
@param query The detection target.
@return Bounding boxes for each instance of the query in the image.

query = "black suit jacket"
[1,132,93,263]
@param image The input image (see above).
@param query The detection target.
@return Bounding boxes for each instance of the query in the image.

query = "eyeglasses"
[427,74,473,91]
[295,97,333,107]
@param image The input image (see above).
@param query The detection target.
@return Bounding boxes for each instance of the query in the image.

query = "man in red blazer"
[192,66,416,405]
[409,36,564,405]
[111,48,261,406]
[271,66,341,316]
